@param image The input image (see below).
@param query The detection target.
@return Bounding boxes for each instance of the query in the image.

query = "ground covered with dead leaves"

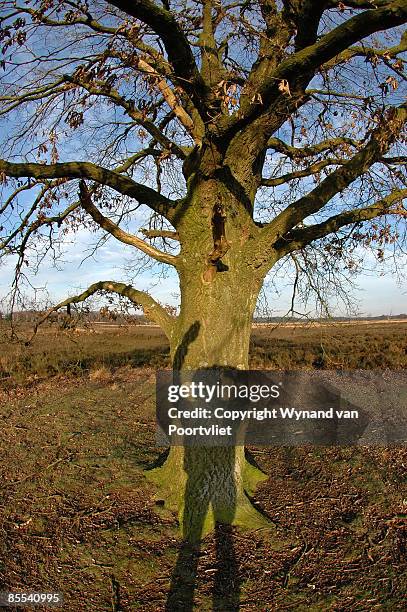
[0,367,406,611]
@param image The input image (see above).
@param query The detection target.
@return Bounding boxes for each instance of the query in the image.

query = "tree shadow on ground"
[212,524,241,611]
[164,322,243,610]
[165,522,241,611]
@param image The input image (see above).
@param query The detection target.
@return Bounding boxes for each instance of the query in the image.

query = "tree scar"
[203,203,231,283]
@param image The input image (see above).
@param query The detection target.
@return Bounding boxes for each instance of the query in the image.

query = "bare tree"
[0,0,406,540]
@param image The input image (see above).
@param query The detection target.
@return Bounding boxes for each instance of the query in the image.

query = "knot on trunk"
[203,203,231,283]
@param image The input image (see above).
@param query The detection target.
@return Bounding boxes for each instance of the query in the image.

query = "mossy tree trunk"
[148,167,273,542]
[1,0,407,546]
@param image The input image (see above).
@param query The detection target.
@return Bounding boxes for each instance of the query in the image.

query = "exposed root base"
[146,452,272,542]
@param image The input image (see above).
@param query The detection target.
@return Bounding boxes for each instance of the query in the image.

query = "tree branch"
[274,188,407,254]
[107,0,208,116]
[140,228,179,239]
[267,135,361,159]
[322,29,407,70]
[227,0,407,132]
[137,58,199,141]
[0,158,176,220]
[114,148,163,173]
[284,0,326,52]
[261,158,345,186]
[7,4,202,143]
[0,78,67,116]
[199,0,226,88]
[275,1,407,82]
[0,183,54,251]
[29,280,176,342]
[382,156,407,165]
[327,1,395,11]
[62,72,187,158]
[78,181,178,266]
[265,104,406,238]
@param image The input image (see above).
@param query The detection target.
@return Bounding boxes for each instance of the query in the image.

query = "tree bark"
[147,223,271,541]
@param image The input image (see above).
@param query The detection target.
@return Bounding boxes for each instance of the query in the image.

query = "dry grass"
[250,320,407,370]
[0,323,168,387]
[88,365,113,382]
[0,320,406,388]
[0,321,406,609]
[0,367,406,611]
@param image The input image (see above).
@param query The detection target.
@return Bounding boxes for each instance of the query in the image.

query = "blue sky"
[0,6,405,317]
[1,226,405,316]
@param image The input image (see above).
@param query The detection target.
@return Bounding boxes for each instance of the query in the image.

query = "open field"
[1,319,406,386]
[0,321,406,610]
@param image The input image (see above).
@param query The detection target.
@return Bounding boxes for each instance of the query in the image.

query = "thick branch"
[107,0,207,116]
[199,0,226,88]
[227,0,407,132]
[274,189,407,254]
[286,0,326,51]
[0,159,175,220]
[322,29,407,70]
[266,104,406,237]
[274,1,407,86]
[383,156,407,165]
[328,1,393,7]
[241,1,293,105]
[78,181,178,266]
[137,58,198,141]
[30,281,176,341]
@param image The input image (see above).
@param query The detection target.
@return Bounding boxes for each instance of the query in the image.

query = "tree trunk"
[148,257,271,542]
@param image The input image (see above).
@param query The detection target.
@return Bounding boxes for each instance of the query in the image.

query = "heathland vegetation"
[0,319,406,610]
[1,319,406,387]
